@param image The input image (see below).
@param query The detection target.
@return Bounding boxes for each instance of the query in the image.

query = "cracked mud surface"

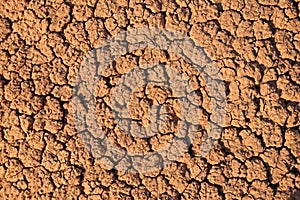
[1,0,300,199]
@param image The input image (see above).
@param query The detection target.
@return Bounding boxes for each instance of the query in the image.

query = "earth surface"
[1,0,300,199]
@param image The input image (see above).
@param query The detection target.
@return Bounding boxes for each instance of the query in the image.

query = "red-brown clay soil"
[1,0,300,199]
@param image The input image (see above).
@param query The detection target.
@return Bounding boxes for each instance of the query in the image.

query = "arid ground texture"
[1,0,300,199]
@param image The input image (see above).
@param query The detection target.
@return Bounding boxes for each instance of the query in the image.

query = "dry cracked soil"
[1,0,300,199]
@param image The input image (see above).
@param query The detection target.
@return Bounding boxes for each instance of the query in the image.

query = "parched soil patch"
[1,0,300,199]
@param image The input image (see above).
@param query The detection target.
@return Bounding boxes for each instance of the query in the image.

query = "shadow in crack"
[288,189,300,200]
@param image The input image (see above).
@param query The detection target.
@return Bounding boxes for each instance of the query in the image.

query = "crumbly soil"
[1,0,300,199]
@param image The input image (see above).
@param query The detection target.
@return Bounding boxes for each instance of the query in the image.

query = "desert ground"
[1,0,300,199]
